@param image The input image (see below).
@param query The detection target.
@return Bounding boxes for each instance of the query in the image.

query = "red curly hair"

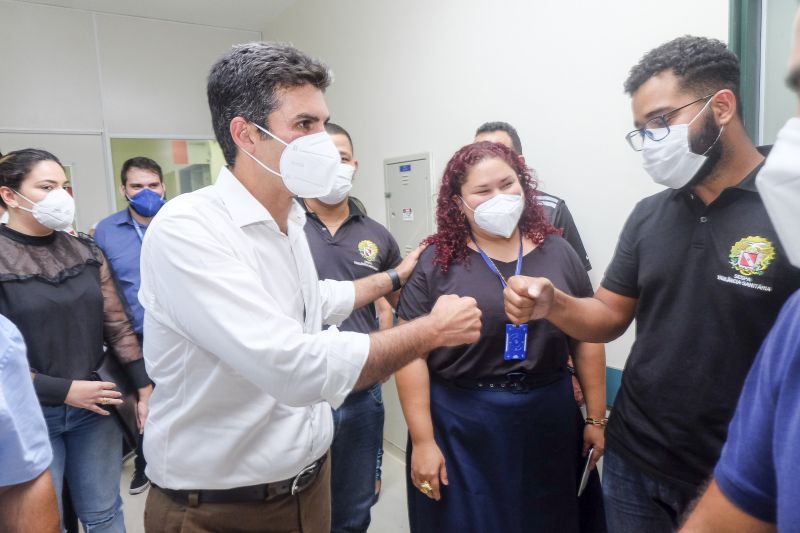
[425,141,558,272]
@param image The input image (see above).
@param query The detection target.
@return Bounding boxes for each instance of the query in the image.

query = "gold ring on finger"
[419,481,432,494]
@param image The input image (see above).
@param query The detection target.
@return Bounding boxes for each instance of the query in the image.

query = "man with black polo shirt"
[503,36,800,532]
[300,122,401,533]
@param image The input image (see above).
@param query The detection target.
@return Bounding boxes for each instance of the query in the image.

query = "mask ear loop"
[244,122,287,179]
[458,196,476,213]
[688,97,714,127]
[701,125,725,156]
[252,122,289,147]
[688,96,725,156]
[10,189,37,212]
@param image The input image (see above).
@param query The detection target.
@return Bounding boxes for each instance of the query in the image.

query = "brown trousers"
[143,459,331,533]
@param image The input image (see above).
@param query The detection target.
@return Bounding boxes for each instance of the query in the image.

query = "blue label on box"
[399,164,411,172]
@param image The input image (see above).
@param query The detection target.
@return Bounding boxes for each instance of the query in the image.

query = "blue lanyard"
[131,217,145,242]
[472,233,524,289]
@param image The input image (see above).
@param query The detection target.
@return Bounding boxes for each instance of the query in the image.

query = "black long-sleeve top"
[0,224,149,405]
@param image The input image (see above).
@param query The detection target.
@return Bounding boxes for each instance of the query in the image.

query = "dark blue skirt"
[406,371,605,533]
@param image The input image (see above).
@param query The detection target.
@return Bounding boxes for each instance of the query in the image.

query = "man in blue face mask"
[93,156,164,495]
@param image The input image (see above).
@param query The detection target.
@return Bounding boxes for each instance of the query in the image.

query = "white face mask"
[243,125,341,198]
[756,116,800,268]
[461,193,524,239]
[641,99,723,189]
[317,163,355,205]
[13,188,75,231]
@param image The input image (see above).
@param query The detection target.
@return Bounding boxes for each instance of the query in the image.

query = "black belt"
[156,453,327,506]
[451,370,566,393]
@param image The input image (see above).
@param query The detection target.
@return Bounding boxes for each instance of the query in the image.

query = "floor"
[120,441,410,533]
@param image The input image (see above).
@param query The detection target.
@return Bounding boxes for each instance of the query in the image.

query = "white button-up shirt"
[139,167,370,489]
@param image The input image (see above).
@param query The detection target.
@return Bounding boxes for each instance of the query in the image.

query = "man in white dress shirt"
[139,42,482,532]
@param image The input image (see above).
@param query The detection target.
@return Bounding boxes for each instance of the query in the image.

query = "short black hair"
[325,122,353,153]
[474,121,523,154]
[121,156,163,186]
[207,42,332,167]
[0,149,63,208]
[624,36,741,114]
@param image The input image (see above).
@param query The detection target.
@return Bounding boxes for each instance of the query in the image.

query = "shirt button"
[699,216,708,223]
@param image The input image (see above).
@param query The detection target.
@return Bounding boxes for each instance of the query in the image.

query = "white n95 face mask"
[317,163,355,205]
[14,188,75,231]
[461,193,524,238]
[243,124,341,198]
[641,99,722,189]
[756,116,800,268]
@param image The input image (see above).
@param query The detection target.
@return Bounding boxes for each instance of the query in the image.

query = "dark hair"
[325,122,353,153]
[0,149,63,208]
[207,42,332,167]
[624,36,741,114]
[475,121,523,154]
[121,156,163,186]
[425,141,557,273]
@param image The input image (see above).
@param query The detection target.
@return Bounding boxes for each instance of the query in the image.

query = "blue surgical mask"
[128,188,165,217]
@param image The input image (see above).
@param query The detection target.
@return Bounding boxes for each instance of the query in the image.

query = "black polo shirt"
[301,198,402,335]
[602,154,800,490]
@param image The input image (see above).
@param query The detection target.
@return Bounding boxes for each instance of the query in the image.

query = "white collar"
[214,167,306,230]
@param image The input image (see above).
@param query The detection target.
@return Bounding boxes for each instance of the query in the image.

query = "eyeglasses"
[625,94,713,151]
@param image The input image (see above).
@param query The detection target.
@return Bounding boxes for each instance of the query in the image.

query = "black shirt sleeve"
[601,204,641,298]
[570,250,594,298]
[552,201,592,271]
[383,232,403,270]
[397,249,434,321]
[33,373,72,405]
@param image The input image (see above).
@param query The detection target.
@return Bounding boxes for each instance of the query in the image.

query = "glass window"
[109,138,225,208]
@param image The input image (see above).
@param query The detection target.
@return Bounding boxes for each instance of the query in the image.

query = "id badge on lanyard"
[473,234,528,361]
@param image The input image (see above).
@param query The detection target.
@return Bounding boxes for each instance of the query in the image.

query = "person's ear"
[711,89,737,127]
[352,159,359,174]
[230,117,260,154]
[0,186,19,208]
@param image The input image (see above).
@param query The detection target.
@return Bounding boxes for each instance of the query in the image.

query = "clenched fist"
[503,276,556,325]
[429,294,482,347]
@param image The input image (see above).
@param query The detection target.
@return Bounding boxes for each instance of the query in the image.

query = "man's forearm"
[353,271,394,310]
[549,291,630,343]
[352,316,438,391]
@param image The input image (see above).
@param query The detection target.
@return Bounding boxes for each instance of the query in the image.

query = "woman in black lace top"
[0,149,152,532]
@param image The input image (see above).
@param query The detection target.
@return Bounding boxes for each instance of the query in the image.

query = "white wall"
[264,0,729,449]
[264,0,729,368]
[762,0,798,144]
[0,0,260,230]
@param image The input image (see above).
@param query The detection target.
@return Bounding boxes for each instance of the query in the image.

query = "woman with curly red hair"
[395,141,607,532]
